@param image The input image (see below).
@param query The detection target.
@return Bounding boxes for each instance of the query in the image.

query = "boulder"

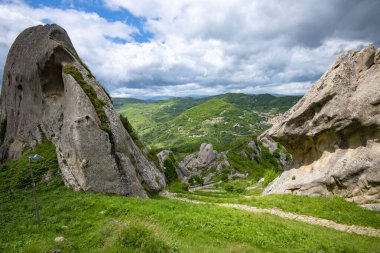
[199,143,218,165]
[54,237,65,243]
[0,24,166,198]
[263,45,380,203]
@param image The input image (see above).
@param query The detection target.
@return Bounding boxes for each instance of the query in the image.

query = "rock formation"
[179,143,233,183]
[0,24,166,198]
[264,45,380,203]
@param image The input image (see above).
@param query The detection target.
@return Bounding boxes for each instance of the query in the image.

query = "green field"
[2,184,380,253]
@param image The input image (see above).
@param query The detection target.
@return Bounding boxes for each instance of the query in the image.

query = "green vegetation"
[116,93,300,157]
[0,134,60,192]
[262,168,280,187]
[223,181,246,193]
[119,115,161,169]
[1,145,380,252]
[225,143,280,183]
[119,114,144,150]
[166,181,189,193]
[163,153,178,183]
[188,175,204,186]
[2,185,380,252]
[175,190,380,229]
[119,223,174,252]
[63,65,109,133]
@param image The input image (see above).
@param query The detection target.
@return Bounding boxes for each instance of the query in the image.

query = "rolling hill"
[115,93,301,156]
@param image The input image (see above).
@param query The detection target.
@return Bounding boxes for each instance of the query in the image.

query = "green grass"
[175,190,380,229]
[1,140,380,252]
[1,185,380,253]
[0,133,60,192]
[63,65,109,133]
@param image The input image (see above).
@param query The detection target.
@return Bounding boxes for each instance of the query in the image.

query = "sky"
[0,0,379,99]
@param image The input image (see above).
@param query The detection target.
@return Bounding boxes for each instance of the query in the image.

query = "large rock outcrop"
[179,143,234,183]
[264,45,380,203]
[0,24,166,198]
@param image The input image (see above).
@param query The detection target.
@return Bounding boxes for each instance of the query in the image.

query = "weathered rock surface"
[264,45,380,203]
[179,143,232,183]
[0,24,166,197]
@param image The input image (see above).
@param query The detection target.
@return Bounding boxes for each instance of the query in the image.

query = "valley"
[115,93,300,156]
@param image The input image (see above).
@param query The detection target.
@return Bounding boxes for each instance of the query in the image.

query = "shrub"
[188,175,204,186]
[163,153,178,183]
[221,167,231,175]
[220,173,228,182]
[263,168,280,187]
[224,181,245,193]
[224,183,234,192]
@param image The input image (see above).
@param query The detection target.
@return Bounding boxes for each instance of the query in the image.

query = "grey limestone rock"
[179,143,231,183]
[0,24,166,197]
[263,45,380,204]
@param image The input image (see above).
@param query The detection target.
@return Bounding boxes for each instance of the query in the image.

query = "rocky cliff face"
[264,45,380,203]
[0,24,166,198]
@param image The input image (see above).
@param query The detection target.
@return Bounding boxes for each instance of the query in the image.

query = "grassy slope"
[175,190,380,229]
[1,186,380,253]
[1,133,380,252]
[116,93,300,156]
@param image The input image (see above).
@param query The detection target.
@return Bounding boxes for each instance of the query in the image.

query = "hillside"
[115,93,300,156]
[1,139,380,252]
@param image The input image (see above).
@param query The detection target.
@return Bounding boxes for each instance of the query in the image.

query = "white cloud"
[0,0,378,98]
[0,0,137,85]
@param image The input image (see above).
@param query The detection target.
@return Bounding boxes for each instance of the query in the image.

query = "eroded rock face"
[179,143,232,183]
[263,45,380,203]
[0,24,166,197]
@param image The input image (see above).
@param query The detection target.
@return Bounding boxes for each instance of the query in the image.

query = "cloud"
[0,0,379,98]
[0,0,137,84]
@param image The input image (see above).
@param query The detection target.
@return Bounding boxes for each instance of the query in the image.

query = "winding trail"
[160,191,380,238]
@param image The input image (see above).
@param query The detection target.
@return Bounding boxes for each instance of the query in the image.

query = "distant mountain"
[115,93,301,156]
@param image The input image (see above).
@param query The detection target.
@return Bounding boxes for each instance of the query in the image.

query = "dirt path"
[160,191,380,238]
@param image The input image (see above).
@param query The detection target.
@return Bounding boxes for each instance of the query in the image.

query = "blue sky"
[1,0,379,98]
